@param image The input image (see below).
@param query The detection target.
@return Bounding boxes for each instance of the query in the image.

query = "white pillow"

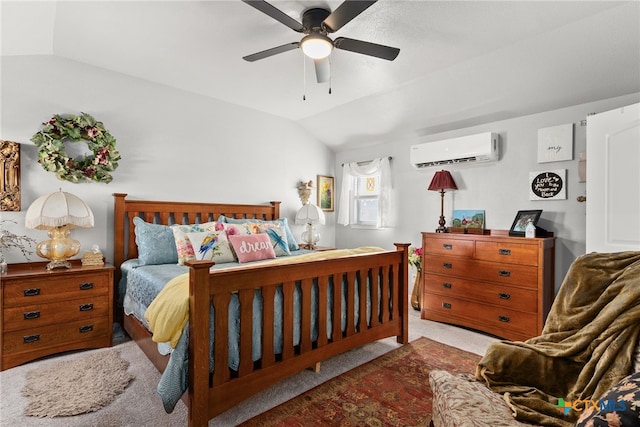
[186,230,235,264]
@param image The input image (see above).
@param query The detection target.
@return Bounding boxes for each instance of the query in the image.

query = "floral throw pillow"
[228,233,276,263]
[171,221,219,265]
[186,230,235,264]
[575,371,640,427]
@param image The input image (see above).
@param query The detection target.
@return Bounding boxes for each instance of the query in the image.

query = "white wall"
[334,93,640,292]
[1,55,335,264]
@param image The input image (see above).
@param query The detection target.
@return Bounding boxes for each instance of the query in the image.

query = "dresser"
[421,230,555,341]
[0,261,114,370]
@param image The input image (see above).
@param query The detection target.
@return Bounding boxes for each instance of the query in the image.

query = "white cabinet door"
[586,103,640,253]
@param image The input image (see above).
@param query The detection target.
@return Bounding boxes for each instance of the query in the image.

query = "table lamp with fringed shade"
[295,203,325,249]
[428,170,458,233]
[25,190,94,270]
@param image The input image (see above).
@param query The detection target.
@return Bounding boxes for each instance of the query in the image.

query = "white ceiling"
[2,1,639,149]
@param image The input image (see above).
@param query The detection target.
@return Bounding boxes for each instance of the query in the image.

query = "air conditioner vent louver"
[410,132,499,169]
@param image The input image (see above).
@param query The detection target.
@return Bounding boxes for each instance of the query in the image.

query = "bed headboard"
[113,193,281,277]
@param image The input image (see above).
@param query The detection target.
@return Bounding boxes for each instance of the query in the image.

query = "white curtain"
[337,157,394,227]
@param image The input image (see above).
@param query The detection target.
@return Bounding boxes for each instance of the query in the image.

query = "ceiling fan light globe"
[301,34,333,59]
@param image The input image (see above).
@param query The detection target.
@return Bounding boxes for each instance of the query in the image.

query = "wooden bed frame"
[113,193,409,427]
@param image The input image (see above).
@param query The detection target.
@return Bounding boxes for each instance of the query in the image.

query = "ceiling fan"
[242,0,400,83]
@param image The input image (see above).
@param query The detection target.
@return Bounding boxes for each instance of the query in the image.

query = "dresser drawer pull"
[499,248,511,256]
[79,324,94,333]
[442,302,452,309]
[23,288,41,297]
[79,282,94,290]
[498,270,511,277]
[442,282,452,289]
[23,310,41,320]
[443,263,452,269]
[443,244,453,250]
[79,303,94,312]
[498,315,511,323]
[23,334,40,343]
[498,292,511,300]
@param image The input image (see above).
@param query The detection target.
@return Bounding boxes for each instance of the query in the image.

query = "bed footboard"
[187,244,409,427]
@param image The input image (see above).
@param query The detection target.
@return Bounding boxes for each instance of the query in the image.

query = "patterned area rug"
[21,349,134,417]
[240,336,481,426]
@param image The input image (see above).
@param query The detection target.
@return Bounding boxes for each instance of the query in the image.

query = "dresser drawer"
[424,273,538,313]
[424,256,538,288]
[3,296,110,332]
[475,241,539,266]
[424,238,474,257]
[3,317,110,354]
[2,272,108,306]
[423,293,537,337]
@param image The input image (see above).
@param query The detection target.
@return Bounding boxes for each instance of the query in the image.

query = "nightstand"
[299,244,337,251]
[0,260,114,371]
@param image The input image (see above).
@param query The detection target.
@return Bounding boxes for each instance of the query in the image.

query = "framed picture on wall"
[317,175,334,212]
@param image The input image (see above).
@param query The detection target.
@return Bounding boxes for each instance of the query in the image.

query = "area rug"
[21,348,135,417]
[240,336,481,426]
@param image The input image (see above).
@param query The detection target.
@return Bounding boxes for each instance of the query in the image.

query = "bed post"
[395,243,410,344]
[187,260,214,427]
[113,193,128,324]
[269,200,281,219]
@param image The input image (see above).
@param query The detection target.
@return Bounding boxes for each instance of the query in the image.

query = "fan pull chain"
[302,53,306,101]
[329,56,332,94]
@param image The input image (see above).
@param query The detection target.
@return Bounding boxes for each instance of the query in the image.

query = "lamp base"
[45,260,73,270]
[301,223,320,250]
[35,226,81,270]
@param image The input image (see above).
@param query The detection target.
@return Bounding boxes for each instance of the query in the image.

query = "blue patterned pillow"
[133,217,178,265]
[218,215,300,251]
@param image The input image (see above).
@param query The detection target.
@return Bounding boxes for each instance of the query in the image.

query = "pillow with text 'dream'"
[228,233,276,263]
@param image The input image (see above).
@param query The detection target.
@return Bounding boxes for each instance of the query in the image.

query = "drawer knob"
[79,324,94,333]
[443,244,453,250]
[23,334,40,343]
[443,263,452,269]
[79,303,94,312]
[498,315,511,323]
[79,282,94,290]
[23,310,41,320]
[442,282,452,289]
[498,292,511,300]
[442,302,452,309]
[23,288,41,297]
[499,249,511,256]
[498,270,511,277]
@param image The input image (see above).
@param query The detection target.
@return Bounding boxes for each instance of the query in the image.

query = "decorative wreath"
[30,113,121,183]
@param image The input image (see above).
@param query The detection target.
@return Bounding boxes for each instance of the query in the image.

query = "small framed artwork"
[509,210,542,236]
[317,175,334,212]
[451,210,485,229]
[529,169,567,200]
[537,123,573,163]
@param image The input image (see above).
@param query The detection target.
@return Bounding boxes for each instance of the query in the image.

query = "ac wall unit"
[410,132,499,168]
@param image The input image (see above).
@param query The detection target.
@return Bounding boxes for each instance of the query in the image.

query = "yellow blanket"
[144,246,385,347]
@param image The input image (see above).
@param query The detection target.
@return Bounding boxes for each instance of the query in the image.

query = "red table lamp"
[428,170,458,233]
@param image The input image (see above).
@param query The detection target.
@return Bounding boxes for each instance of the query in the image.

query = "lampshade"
[300,33,333,59]
[25,190,94,270]
[427,170,458,192]
[25,190,94,230]
[295,203,326,225]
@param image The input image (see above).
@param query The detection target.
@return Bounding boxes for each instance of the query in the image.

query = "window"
[338,157,394,228]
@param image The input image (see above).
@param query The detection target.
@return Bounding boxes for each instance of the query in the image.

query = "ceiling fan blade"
[314,58,330,83]
[322,0,376,32]
[242,0,304,32]
[334,37,400,61]
[243,42,299,62]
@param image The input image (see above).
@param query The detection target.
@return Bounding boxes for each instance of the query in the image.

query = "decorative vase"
[411,267,422,310]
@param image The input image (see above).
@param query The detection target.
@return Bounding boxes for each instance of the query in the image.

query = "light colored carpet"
[23,348,134,417]
[0,307,497,426]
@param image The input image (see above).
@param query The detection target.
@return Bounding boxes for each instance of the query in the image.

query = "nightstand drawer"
[3,317,110,354]
[2,272,108,306]
[3,296,110,332]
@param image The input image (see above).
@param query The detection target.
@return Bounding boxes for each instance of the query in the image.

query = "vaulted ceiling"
[2,1,639,148]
